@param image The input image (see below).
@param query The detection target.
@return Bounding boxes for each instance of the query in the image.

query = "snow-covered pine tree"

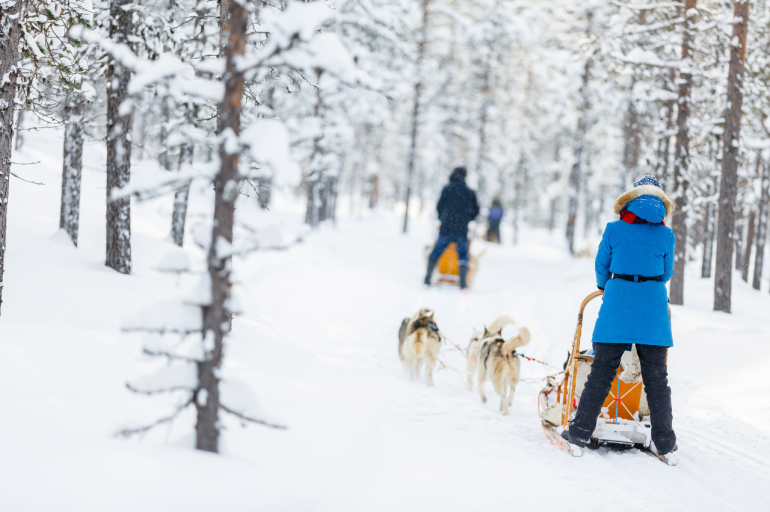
[669,0,698,306]
[77,0,367,453]
[1,0,95,308]
[402,0,429,234]
[715,0,750,313]
[60,4,94,247]
[566,10,592,256]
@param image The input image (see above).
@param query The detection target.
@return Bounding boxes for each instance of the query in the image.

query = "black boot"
[560,428,588,448]
[459,264,469,290]
[424,258,438,285]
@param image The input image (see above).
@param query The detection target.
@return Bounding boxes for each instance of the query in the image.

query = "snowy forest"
[1,0,769,509]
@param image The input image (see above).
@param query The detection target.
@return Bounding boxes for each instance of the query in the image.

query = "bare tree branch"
[220,403,288,430]
[116,398,194,437]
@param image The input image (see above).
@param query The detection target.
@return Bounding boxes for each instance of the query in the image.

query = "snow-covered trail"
[229,215,770,511]
[1,128,769,510]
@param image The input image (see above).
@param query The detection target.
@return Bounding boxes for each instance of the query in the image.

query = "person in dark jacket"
[424,167,480,289]
[486,198,503,243]
[561,175,678,464]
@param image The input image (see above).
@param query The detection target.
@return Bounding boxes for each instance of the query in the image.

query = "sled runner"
[539,290,659,453]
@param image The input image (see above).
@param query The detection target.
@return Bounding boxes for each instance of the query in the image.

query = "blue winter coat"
[592,188,676,347]
[436,177,480,237]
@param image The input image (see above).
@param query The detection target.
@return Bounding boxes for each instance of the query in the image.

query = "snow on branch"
[112,159,218,200]
[68,25,223,101]
[126,364,198,395]
[122,298,203,334]
[610,48,680,69]
[240,119,300,186]
[610,1,684,10]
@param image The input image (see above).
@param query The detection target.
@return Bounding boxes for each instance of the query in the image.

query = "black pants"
[568,343,676,453]
[486,220,500,243]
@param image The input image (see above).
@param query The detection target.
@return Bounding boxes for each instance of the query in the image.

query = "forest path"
[229,214,770,511]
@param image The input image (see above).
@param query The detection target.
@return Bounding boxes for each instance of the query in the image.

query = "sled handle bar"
[561,290,604,428]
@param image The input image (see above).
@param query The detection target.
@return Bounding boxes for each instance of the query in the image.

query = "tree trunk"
[0,0,22,315]
[171,186,189,247]
[753,156,769,290]
[512,154,525,245]
[171,104,195,247]
[741,209,755,282]
[403,0,429,234]
[621,81,641,193]
[583,147,593,236]
[196,0,247,454]
[734,203,744,271]
[159,98,170,171]
[566,56,591,255]
[369,175,379,209]
[216,0,231,135]
[60,91,85,246]
[668,0,697,306]
[656,72,676,189]
[701,182,715,278]
[597,184,606,235]
[548,139,560,233]
[305,72,325,229]
[14,109,24,151]
[475,50,492,206]
[106,0,134,274]
[714,0,749,313]
[171,142,191,247]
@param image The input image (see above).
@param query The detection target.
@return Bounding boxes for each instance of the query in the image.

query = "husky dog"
[476,324,531,414]
[466,315,516,390]
[399,309,442,385]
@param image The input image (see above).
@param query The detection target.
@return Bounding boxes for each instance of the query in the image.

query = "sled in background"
[425,241,483,287]
[539,290,658,452]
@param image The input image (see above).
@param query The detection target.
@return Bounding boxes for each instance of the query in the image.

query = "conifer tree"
[715,0,750,313]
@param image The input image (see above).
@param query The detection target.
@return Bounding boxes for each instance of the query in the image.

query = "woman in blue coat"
[561,176,678,462]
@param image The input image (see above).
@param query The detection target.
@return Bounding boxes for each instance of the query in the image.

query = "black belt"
[611,273,662,283]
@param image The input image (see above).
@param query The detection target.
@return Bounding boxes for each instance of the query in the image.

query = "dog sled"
[539,290,658,452]
[426,241,482,287]
[436,242,463,285]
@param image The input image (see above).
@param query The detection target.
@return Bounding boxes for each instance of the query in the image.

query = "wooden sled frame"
[542,290,660,448]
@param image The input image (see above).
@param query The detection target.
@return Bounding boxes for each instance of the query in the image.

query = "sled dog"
[399,309,442,385]
[466,315,516,390]
[476,324,531,414]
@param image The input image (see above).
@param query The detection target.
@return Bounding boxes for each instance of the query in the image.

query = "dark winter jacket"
[592,184,676,347]
[436,169,480,237]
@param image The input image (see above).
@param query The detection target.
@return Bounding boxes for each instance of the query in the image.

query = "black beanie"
[450,167,467,181]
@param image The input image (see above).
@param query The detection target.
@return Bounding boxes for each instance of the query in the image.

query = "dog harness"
[482,338,520,370]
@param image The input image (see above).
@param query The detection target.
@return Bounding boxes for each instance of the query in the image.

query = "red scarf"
[620,210,665,226]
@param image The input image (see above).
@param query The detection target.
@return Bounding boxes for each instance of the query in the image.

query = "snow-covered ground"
[2,130,770,511]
